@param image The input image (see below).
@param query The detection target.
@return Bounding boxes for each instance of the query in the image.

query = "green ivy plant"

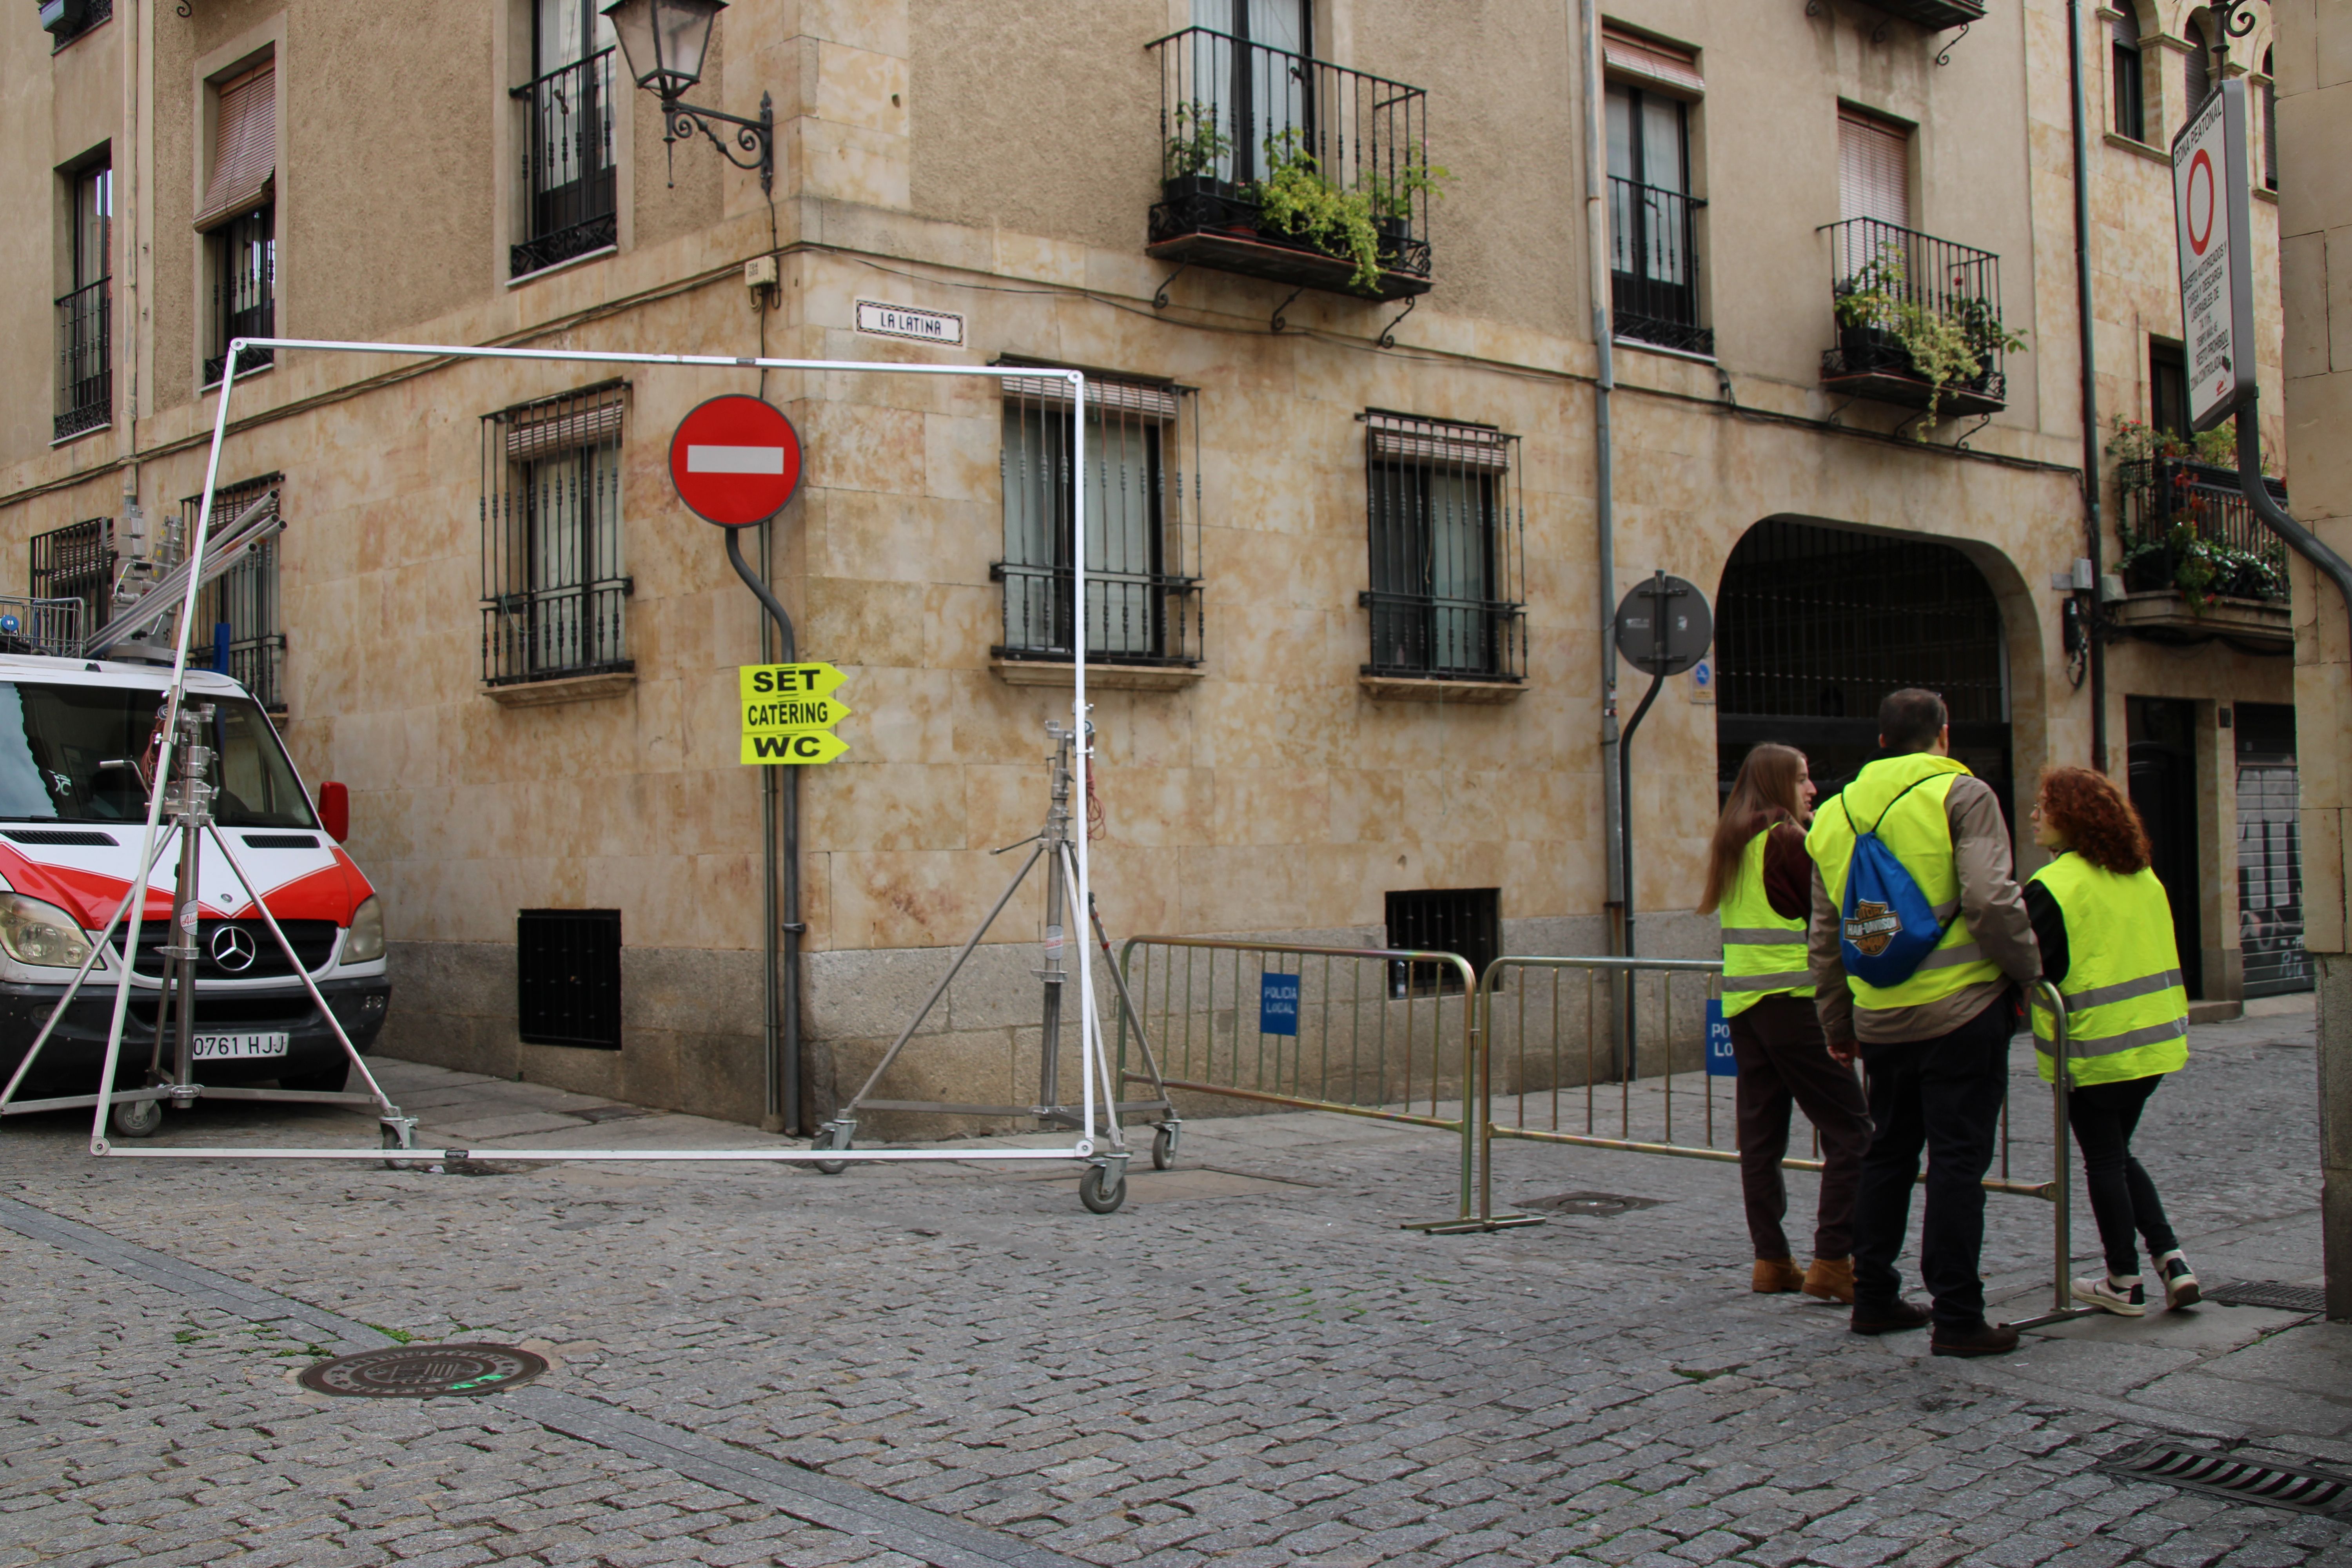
[1250,130,1384,292]
[1833,245,2026,437]
[1165,101,1234,179]
[1361,143,1452,224]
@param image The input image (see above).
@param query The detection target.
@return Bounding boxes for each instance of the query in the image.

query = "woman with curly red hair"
[2025,766,2196,1316]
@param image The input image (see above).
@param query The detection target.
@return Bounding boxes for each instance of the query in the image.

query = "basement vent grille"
[2206,1281,2328,1313]
[2096,1443,2352,1517]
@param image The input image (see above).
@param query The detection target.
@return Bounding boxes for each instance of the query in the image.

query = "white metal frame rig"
[19,336,1136,1214]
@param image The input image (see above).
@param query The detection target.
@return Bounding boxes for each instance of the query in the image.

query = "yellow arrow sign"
[740,662,846,702]
[741,693,853,732]
[742,730,849,766]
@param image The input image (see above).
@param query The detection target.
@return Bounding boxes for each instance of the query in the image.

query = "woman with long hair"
[2026,767,2197,1315]
[1701,743,1873,1302]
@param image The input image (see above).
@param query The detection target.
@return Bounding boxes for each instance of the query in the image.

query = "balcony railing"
[511,49,619,279]
[1609,178,1711,357]
[54,278,110,442]
[482,583,632,685]
[2118,457,2291,605]
[1147,27,1432,302]
[1858,0,1986,32]
[1819,216,2009,418]
[992,564,1205,667]
[1359,592,1527,682]
[204,205,274,387]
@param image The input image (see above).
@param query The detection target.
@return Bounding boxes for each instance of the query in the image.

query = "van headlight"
[344,897,385,964]
[0,894,93,969]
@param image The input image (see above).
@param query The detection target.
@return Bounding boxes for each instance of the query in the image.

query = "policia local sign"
[2172,79,2257,432]
[740,662,849,766]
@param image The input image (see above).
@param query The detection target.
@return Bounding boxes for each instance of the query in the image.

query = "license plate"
[191,1032,289,1060]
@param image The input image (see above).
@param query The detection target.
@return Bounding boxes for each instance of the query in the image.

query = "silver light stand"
[0,701,417,1152]
[812,720,1180,1205]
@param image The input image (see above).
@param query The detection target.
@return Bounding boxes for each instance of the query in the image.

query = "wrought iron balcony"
[511,49,619,279]
[1850,0,1986,32]
[1610,177,1711,357]
[53,277,110,442]
[1146,27,1432,303]
[991,564,1205,668]
[1819,216,2009,419]
[2116,456,2291,610]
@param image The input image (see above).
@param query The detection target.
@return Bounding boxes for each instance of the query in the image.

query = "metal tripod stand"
[0,701,416,1152]
[813,721,1178,1207]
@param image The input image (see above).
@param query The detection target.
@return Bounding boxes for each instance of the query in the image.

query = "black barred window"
[189,474,287,712]
[481,383,630,685]
[1360,412,1525,681]
[996,369,1203,666]
[29,517,114,642]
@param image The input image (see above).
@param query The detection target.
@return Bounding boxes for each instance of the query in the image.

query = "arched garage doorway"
[1714,519,2013,816]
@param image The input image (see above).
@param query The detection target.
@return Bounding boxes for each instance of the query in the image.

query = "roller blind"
[1602,26,1704,94]
[195,62,275,232]
[1838,109,1911,229]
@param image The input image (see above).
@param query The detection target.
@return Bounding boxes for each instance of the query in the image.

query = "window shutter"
[1602,26,1703,94]
[195,62,275,232]
[2111,7,2139,47]
[1838,110,1911,229]
[2182,24,2209,115]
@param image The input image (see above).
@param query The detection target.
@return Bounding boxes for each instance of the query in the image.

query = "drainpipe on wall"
[1579,0,1622,943]
[2067,0,2108,775]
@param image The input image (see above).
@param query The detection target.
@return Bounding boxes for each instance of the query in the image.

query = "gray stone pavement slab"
[0,1009,2344,1564]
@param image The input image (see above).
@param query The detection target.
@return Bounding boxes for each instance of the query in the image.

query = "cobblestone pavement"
[1,1003,2345,1567]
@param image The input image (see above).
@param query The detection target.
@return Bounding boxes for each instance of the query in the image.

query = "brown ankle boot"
[1802,1257,1855,1303]
[1751,1257,1804,1293]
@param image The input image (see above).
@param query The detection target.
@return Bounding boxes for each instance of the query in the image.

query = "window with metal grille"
[481,383,630,685]
[1604,34,1710,358]
[30,517,115,637]
[56,159,111,443]
[1386,888,1499,998]
[1360,412,1525,682]
[2112,8,2145,141]
[198,61,276,386]
[187,474,285,712]
[512,0,619,278]
[517,908,622,1049]
[996,368,1203,666]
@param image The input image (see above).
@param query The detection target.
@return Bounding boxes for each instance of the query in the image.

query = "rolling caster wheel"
[109,1096,163,1139]
[1079,1162,1127,1214]
[1151,1123,1178,1171]
[381,1120,419,1171]
[810,1123,851,1176]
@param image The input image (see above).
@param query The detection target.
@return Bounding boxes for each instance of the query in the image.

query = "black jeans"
[2067,1073,2179,1277]
[1852,993,2014,1330]
[1730,995,1874,1261]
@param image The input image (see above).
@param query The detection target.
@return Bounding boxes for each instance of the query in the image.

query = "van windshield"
[0,684,318,829]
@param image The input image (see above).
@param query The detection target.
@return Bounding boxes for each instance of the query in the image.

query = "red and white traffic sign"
[668,394,804,527]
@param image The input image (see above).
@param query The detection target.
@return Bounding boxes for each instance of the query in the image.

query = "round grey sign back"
[1613,573,1713,677]
[299,1343,546,1398]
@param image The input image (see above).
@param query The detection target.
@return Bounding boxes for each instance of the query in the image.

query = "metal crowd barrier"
[1115,935,1485,1230]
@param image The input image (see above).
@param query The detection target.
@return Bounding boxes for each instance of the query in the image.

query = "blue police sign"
[1706,999,1737,1077]
[1260,972,1301,1037]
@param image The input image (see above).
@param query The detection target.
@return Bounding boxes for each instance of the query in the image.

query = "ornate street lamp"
[601,0,773,193]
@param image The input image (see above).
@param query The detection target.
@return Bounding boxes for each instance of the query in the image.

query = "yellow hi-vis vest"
[1804,752,2004,1017]
[1719,826,1815,1018]
[2026,852,2190,1086]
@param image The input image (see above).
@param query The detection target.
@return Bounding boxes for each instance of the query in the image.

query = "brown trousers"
[1728,993,1874,1261]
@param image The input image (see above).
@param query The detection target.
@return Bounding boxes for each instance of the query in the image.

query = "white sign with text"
[855,300,966,347]
[2172,79,2257,432]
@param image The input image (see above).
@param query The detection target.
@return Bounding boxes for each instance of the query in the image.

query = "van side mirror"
[319,780,350,843]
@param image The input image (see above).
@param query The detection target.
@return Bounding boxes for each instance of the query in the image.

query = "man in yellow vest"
[1806,688,2042,1357]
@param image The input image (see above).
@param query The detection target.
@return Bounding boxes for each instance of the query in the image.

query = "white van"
[0,654,389,1107]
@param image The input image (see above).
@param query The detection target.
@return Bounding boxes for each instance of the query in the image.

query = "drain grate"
[2097,1442,2352,1517]
[1522,1191,1666,1218]
[2207,1281,2328,1313]
[299,1344,547,1398]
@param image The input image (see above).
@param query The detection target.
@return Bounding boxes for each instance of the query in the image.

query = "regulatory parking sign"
[2172,79,2256,432]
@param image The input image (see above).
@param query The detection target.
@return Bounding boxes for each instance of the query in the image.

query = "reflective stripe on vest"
[1718,827,1814,1017]
[2027,853,2190,1086]
[1803,753,2003,1014]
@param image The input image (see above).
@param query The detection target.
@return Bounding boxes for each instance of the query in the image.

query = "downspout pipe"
[728,527,802,1136]
[1579,0,1621,931]
[2067,0,2109,774]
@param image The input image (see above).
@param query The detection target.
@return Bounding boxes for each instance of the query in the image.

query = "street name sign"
[2172,78,2256,433]
[855,300,966,346]
[669,395,805,526]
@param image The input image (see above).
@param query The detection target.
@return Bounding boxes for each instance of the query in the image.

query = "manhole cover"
[1522,1191,1665,1218]
[299,1343,546,1398]
[2096,1442,2352,1517]
[2207,1281,2328,1314]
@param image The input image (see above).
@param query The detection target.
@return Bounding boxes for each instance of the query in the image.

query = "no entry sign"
[668,394,804,526]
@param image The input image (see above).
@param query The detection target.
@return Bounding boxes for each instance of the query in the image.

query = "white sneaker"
[2072,1273,2147,1316]
[2153,1251,2200,1308]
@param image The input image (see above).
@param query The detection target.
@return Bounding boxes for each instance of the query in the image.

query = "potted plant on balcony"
[1362,144,1451,244]
[1832,245,2024,434]
[1162,101,1237,207]
[1250,130,1384,293]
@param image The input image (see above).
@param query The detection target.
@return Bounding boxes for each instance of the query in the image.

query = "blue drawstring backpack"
[1839,775,1951,988]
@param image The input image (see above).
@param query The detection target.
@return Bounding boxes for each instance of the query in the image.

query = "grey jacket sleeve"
[1946,776,2041,985]
[1808,861,1855,1042]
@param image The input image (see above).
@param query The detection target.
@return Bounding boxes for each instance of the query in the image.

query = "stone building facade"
[0,0,2298,1129]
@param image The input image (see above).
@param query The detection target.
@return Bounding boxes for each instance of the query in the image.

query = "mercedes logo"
[209,925,259,973]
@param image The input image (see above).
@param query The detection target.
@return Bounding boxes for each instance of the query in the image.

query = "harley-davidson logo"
[1844,900,1904,958]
